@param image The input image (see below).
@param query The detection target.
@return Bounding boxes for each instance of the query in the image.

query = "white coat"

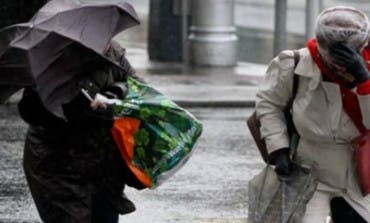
[255,48,370,220]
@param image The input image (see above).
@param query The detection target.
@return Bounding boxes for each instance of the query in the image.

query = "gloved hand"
[269,148,293,177]
[103,82,128,99]
[329,42,370,84]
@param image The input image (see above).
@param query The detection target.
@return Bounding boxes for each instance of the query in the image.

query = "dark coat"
[19,42,144,223]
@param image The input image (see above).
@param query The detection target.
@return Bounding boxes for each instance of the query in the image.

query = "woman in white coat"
[256,6,370,223]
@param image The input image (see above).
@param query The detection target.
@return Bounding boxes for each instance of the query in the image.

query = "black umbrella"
[0,0,140,117]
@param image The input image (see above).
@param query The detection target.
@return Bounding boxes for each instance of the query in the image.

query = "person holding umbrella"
[0,0,144,222]
[255,6,370,222]
[18,40,144,223]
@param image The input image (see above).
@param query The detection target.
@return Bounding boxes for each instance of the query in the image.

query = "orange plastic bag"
[111,117,153,188]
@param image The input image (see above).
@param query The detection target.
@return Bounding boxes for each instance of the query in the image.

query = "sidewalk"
[126,48,266,108]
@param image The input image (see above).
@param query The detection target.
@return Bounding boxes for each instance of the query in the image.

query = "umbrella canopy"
[0,0,140,117]
[248,165,318,223]
[29,0,139,54]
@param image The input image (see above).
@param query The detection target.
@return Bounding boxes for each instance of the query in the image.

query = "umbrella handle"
[81,88,93,102]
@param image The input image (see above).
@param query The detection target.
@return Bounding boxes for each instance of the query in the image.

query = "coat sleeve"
[357,80,370,129]
[255,50,296,154]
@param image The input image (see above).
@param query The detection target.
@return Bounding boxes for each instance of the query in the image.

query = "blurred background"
[3,0,370,65]
[115,0,370,64]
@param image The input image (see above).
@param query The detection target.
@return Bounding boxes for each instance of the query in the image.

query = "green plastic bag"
[111,77,203,188]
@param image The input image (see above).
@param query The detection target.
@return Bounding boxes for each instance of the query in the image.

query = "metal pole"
[274,0,287,56]
[181,0,189,64]
[189,0,238,66]
[305,0,321,41]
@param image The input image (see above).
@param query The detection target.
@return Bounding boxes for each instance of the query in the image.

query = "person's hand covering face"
[329,42,370,84]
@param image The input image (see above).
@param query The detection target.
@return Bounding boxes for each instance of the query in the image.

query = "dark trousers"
[92,192,119,223]
[330,197,366,223]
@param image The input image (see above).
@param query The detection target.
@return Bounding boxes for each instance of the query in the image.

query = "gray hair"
[315,6,370,56]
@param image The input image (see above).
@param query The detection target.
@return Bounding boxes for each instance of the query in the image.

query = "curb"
[173,99,256,108]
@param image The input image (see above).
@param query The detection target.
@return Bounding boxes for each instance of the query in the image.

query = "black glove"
[329,42,370,84]
[103,82,128,99]
[270,148,293,177]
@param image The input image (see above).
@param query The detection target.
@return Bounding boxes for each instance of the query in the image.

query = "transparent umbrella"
[248,164,318,223]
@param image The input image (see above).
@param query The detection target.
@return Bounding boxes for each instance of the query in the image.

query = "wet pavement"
[0,106,36,223]
[0,107,265,223]
[122,108,264,223]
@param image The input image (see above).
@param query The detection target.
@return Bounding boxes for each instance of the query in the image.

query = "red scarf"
[307,38,366,134]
